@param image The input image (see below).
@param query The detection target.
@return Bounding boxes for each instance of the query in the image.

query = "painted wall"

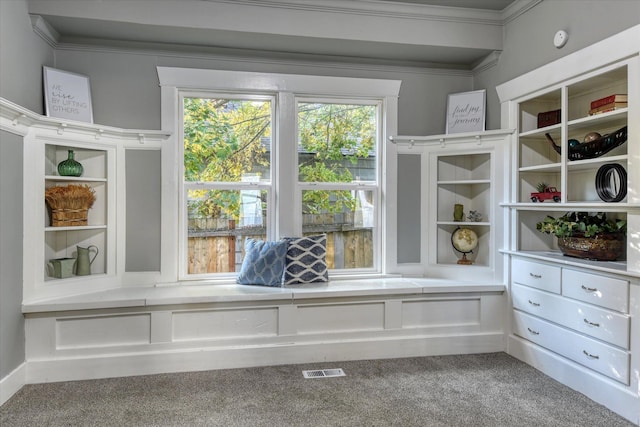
[0,0,52,385]
[0,130,25,380]
[0,0,54,113]
[477,0,640,129]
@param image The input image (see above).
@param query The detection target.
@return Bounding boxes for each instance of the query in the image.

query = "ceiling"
[29,0,521,68]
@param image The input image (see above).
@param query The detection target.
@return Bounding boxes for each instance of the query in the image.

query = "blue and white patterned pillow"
[283,235,328,285]
[236,238,288,287]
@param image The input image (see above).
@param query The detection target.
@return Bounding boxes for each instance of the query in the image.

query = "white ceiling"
[29,0,521,68]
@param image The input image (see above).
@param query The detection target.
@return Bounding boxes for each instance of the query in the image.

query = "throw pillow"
[236,238,288,287]
[283,234,328,285]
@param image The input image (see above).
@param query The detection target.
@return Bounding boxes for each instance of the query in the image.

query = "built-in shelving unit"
[390,129,512,281]
[0,98,170,302]
[496,24,640,425]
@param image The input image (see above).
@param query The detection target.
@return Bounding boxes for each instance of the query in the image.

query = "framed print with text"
[445,89,486,134]
[43,66,94,123]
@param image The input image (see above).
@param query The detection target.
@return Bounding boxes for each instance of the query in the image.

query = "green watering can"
[76,245,98,276]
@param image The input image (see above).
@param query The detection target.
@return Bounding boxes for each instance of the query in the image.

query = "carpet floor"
[0,352,635,426]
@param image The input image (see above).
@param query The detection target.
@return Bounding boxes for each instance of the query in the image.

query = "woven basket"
[545,126,627,161]
[50,208,89,226]
[45,184,95,227]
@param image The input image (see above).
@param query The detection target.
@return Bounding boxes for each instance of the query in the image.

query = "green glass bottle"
[57,150,83,177]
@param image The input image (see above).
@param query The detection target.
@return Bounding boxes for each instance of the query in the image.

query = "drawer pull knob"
[528,300,540,307]
[529,273,542,279]
[582,350,600,360]
[581,285,598,292]
[527,327,540,335]
[583,318,600,327]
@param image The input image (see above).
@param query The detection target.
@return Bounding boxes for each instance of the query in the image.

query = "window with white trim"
[157,68,400,282]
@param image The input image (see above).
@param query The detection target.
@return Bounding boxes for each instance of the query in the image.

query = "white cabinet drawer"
[562,269,629,313]
[512,310,629,384]
[512,258,561,293]
[512,284,630,349]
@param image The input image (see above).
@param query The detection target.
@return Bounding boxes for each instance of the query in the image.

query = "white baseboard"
[25,333,504,384]
[0,363,26,406]
[508,335,639,426]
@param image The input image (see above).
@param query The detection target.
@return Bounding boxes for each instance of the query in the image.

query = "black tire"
[531,197,538,202]
[553,196,560,202]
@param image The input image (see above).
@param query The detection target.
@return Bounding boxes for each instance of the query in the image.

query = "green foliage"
[183,99,376,219]
[536,212,626,238]
[298,103,376,214]
[183,98,270,219]
[535,182,548,192]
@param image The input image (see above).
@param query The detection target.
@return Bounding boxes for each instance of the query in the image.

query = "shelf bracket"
[138,133,145,144]
[440,138,446,148]
[57,123,67,135]
[475,135,482,145]
[12,113,26,127]
[95,129,104,140]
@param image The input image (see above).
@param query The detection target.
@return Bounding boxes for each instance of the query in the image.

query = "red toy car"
[530,187,561,202]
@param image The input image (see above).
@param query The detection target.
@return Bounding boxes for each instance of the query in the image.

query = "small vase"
[57,150,83,177]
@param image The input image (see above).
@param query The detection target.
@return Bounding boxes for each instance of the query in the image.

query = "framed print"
[43,66,94,123]
[445,89,486,134]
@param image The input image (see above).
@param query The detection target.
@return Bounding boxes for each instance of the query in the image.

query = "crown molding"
[205,0,504,25]
[472,50,502,75]
[29,14,60,48]
[53,40,473,78]
[501,0,543,24]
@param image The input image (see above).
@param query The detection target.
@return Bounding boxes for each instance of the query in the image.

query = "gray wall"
[0,0,54,113]
[0,0,52,383]
[0,130,25,379]
[477,0,640,130]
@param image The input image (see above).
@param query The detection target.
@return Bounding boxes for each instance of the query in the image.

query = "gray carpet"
[1,352,634,426]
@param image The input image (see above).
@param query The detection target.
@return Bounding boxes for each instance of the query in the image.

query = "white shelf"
[45,175,107,182]
[45,225,107,232]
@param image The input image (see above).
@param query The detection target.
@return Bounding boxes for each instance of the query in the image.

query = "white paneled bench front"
[22,278,505,383]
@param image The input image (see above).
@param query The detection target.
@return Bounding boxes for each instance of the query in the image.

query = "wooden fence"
[187,217,372,274]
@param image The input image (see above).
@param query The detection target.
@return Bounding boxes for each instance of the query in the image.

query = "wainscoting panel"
[401,298,481,328]
[295,302,385,334]
[172,307,279,341]
[56,313,151,349]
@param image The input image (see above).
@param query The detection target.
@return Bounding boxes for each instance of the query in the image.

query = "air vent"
[302,368,345,378]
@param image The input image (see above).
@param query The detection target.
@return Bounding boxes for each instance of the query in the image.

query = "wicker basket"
[50,208,89,226]
[45,184,96,227]
[545,125,627,161]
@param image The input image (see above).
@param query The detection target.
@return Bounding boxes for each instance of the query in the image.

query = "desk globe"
[451,227,478,265]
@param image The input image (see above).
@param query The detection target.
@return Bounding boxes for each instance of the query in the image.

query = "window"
[182,95,273,277]
[158,68,400,282]
[297,100,379,270]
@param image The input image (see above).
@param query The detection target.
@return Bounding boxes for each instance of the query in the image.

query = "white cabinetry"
[0,98,170,302]
[498,25,640,424]
[391,129,512,281]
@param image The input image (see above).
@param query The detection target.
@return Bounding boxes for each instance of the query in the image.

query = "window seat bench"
[21,278,506,384]
[22,277,504,313]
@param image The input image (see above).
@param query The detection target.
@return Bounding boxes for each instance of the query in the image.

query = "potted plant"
[536,211,626,261]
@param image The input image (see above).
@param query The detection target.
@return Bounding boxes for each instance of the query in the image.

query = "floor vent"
[302,368,346,378]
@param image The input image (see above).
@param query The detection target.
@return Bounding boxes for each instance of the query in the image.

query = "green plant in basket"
[536,211,626,238]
